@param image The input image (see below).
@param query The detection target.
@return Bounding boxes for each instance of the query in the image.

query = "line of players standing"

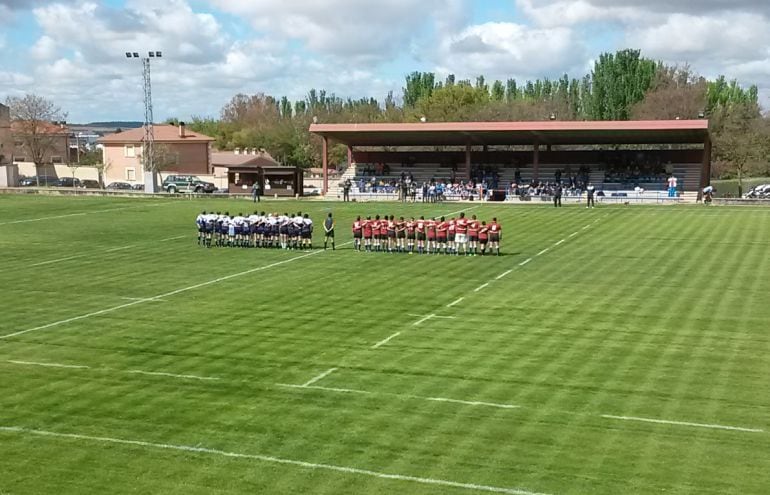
[351,212,502,256]
[196,211,313,249]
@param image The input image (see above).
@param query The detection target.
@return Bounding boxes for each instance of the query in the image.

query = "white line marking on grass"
[7,359,90,370]
[568,232,579,238]
[159,235,186,242]
[441,206,479,217]
[279,383,373,395]
[104,245,135,253]
[424,397,520,409]
[601,415,763,433]
[536,248,549,256]
[553,239,566,246]
[495,270,512,280]
[127,370,220,381]
[518,258,532,266]
[407,314,455,319]
[372,332,402,349]
[0,246,348,340]
[301,368,338,387]
[0,212,87,225]
[0,203,173,226]
[447,297,464,307]
[282,384,521,411]
[581,225,591,230]
[31,254,86,267]
[474,283,489,292]
[120,297,167,303]
[0,426,546,495]
[412,314,436,326]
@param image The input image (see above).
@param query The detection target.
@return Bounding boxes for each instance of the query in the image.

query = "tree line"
[183,49,767,193]
[7,49,768,195]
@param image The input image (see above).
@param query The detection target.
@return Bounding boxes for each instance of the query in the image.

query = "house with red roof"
[98,123,214,185]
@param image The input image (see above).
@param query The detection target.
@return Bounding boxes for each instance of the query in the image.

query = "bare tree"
[147,143,178,187]
[6,94,67,186]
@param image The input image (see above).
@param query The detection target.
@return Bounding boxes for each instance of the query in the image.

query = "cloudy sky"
[1,0,769,122]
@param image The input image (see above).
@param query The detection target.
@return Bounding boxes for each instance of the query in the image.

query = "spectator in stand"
[586,183,596,208]
[342,179,351,202]
[553,183,563,207]
[667,174,678,198]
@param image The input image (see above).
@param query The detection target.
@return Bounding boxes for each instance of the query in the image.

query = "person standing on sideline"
[553,183,563,207]
[586,183,595,208]
[323,212,335,250]
[342,179,351,202]
[251,181,260,203]
[667,174,678,198]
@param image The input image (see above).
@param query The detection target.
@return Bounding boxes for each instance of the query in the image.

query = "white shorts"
[455,233,467,244]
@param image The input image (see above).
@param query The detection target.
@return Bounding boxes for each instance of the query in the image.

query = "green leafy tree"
[589,49,657,120]
[712,103,768,195]
[403,72,437,108]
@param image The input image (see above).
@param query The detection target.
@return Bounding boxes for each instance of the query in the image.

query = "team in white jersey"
[196,211,313,249]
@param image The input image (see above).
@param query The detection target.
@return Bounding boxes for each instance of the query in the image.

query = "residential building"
[98,123,214,184]
[0,103,11,165]
[11,120,70,168]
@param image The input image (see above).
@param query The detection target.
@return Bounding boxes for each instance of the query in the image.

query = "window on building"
[14,157,26,162]
[124,145,136,158]
[126,167,136,181]
[51,156,62,164]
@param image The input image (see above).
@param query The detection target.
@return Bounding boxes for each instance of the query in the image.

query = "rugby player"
[352,216,363,251]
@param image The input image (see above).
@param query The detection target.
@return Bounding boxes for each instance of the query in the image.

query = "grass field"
[1,195,769,495]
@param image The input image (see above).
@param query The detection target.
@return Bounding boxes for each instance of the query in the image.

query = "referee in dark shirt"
[323,212,335,250]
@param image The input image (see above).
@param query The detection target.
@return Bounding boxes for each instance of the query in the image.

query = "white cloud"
[30,35,57,60]
[434,22,586,81]
[209,0,467,64]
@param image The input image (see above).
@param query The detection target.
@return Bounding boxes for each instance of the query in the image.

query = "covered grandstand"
[309,120,711,202]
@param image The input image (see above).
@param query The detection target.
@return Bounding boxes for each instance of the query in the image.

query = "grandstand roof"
[310,120,710,147]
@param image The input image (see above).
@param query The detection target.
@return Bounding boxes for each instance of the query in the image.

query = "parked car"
[743,184,770,199]
[131,184,145,191]
[55,177,82,188]
[81,180,101,189]
[161,175,216,194]
[19,175,58,187]
[106,182,133,190]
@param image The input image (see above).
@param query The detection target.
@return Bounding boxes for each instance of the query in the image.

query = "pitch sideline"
[0,426,547,495]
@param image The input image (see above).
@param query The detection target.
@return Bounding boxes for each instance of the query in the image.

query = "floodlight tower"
[126,51,162,192]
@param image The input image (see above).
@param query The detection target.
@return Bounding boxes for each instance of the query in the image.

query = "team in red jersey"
[352,211,501,255]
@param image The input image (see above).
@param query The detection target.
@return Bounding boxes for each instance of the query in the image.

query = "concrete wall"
[16,162,99,180]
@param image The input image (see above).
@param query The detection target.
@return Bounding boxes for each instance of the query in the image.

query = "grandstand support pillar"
[465,142,471,180]
[533,143,540,181]
[702,136,712,187]
[322,136,329,196]
[347,145,353,166]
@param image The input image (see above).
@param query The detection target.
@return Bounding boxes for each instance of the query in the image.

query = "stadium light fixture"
[420,116,427,123]
[125,49,163,193]
[549,113,556,121]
